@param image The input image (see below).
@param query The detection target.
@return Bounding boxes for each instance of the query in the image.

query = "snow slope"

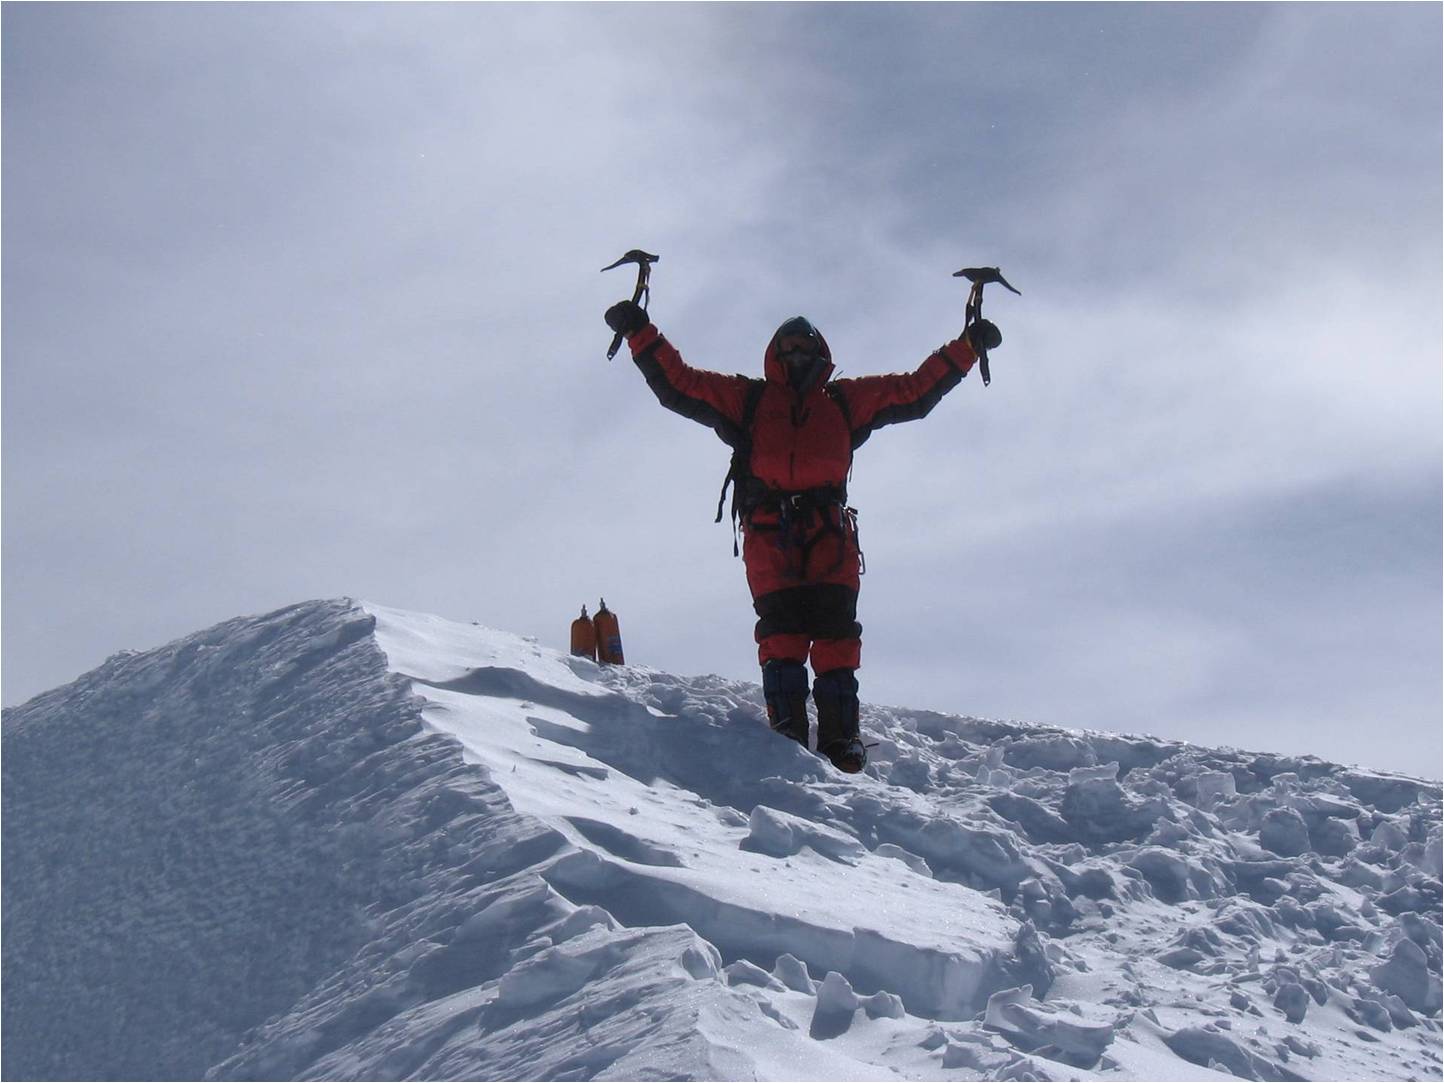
[3,599,1440,1081]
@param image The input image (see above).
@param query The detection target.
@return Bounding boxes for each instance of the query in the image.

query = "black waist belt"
[741,484,847,522]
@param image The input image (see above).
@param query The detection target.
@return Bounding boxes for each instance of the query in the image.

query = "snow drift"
[3,599,1440,1081]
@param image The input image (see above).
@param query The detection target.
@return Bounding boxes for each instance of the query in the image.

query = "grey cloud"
[4,5,1438,780]
[864,474,1441,774]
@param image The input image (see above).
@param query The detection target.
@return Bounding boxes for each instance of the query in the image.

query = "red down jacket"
[626,321,976,600]
[628,322,974,488]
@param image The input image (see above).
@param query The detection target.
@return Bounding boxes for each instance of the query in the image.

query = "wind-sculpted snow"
[2,601,1440,1081]
[3,601,429,1080]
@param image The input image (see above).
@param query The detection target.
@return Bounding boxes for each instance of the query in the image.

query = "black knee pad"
[754,585,862,641]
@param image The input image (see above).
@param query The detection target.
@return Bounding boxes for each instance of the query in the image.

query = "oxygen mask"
[773,317,826,391]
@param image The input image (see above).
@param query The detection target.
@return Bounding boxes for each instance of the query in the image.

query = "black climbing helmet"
[773,316,823,358]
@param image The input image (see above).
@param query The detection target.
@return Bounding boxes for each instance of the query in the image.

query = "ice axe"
[952,266,1020,387]
[601,249,660,360]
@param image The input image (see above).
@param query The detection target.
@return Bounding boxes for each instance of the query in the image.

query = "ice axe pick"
[953,266,1020,387]
[601,249,660,360]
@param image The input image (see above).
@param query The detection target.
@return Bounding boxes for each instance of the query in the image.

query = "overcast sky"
[4,3,1439,777]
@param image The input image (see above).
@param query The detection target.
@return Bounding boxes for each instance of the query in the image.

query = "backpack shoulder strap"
[741,377,767,431]
[714,379,767,542]
[825,382,853,431]
[824,382,860,475]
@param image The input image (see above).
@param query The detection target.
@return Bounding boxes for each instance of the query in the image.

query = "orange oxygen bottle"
[594,598,625,665]
[570,605,597,661]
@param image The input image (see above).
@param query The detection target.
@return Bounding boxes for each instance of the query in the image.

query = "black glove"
[966,319,1002,353]
[605,300,649,337]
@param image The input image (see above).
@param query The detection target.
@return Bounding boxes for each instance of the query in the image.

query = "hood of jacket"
[764,323,835,391]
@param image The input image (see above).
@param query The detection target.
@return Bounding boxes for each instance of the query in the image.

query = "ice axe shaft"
[602,249,660,360]
[952,266,1020,387]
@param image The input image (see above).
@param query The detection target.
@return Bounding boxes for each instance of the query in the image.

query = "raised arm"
[831,338,976,449]
[606,302,751,444]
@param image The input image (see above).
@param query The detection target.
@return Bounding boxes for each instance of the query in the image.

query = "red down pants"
[742,502,862,672]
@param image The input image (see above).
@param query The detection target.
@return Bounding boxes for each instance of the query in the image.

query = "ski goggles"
[777,336,822,360]
[774,317,822,356]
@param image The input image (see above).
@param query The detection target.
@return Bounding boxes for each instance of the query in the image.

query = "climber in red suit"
[605,302,1000,773]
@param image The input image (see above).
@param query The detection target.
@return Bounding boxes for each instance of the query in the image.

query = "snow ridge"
[3,599,1440,1082]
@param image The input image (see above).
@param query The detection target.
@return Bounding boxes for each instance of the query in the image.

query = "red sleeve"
[832,339,975,446]
[628,324,751,442]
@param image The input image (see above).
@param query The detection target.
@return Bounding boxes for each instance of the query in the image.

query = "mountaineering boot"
[762,659,810,747]
[814,668,866,773]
